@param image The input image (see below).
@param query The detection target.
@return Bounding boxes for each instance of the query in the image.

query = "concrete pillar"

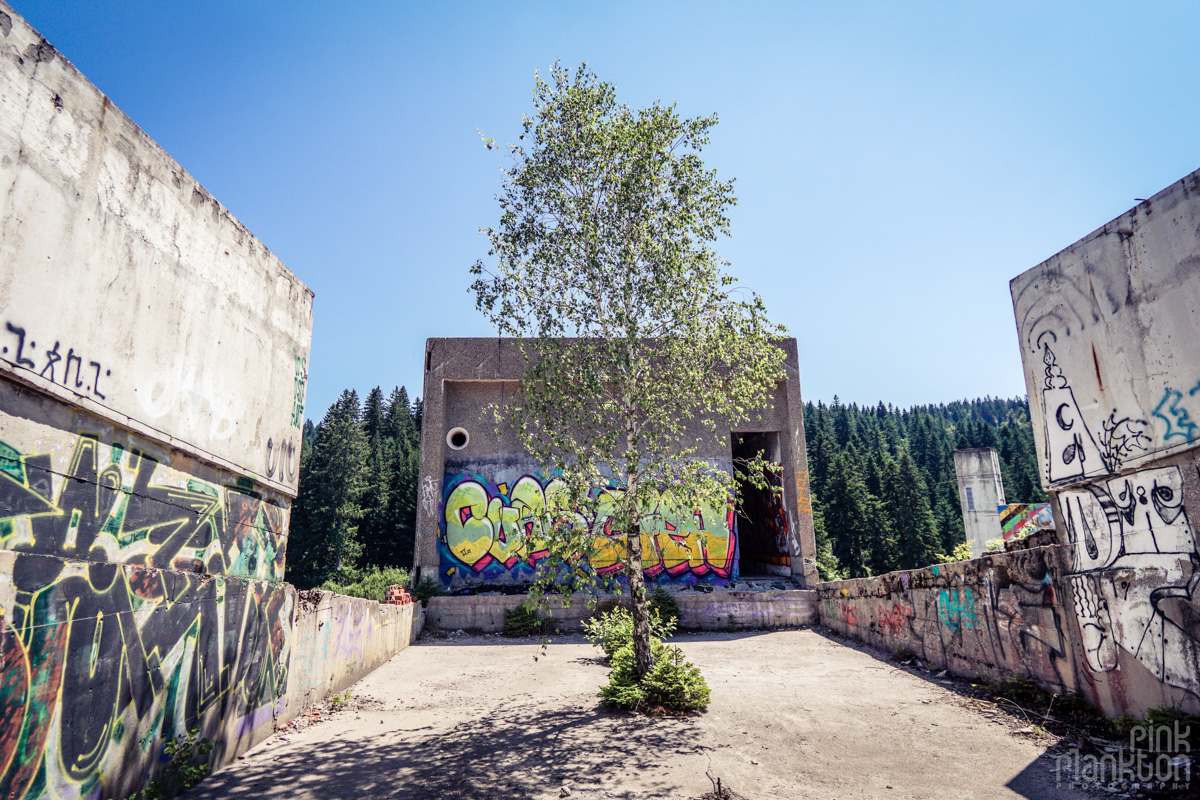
[953,448,1006,556]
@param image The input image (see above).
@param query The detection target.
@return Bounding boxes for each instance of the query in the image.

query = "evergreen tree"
[357,387,394,566]
[290,389,369,583]
[886,450,942,570]
[384,386,419,568]
[823,452,873,578]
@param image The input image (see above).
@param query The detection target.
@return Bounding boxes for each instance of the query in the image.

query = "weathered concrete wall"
[0,5,328,799]
[818,548,1077,696]
[283,591,423,720]
[953,448,1006,556]
[0,379,289,580]
[0,546,296,800]
[1011,167,1200,718]
[425,589,817,633]
[0,1,313,496]
[416,338,819,589]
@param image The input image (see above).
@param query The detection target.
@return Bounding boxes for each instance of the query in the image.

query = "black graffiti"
[0,434,287,579]
[3,321,111,399]
[265,436,298,483]
[4,554,291,790]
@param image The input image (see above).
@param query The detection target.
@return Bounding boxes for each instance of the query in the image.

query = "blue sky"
[11,1,1200,421]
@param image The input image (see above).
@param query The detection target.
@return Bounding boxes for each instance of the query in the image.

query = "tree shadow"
[187,701,704,800]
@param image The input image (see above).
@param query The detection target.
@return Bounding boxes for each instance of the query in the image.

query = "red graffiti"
[877,603,911,635]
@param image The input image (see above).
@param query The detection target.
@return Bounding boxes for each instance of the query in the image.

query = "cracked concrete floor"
[187,628,1099,800]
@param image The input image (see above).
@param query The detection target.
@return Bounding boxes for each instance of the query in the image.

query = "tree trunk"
[627,521,654,679]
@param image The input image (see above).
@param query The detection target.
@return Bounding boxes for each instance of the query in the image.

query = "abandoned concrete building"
[413,337,820,590]
[3,0,1200,796]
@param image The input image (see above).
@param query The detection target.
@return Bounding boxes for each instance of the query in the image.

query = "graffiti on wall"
[1152,382,1200,443]
[738,468,790,569]
[0,428,294,799]
[439,471,737,585]
[0,556,291,800]
[0,433,287,582]
[290,348,307,429]
[3,321,112,400]
[1033,333,1162,487]
[999,503,1054,541]
[1059,464,1200,700]
[818,548,1075,693]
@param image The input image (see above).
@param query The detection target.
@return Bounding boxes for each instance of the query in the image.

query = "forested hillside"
[286,389,1044,589]
[805,396,1045,580]
[287,386,422,589]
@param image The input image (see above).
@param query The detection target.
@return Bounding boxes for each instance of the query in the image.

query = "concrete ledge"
[424,589,818,633]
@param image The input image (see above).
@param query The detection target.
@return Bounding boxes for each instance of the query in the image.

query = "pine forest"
[286,391,1044,590]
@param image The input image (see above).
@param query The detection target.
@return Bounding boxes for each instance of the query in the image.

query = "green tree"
[823,452,873,578]
[291,389,369,582]
[470,62,787,678]
[886,450,941,570]
[357,386,393,566]
[384,386,420,567]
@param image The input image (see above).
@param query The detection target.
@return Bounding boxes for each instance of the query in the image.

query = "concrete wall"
[818,548,1077,696]
[1010,167,1200,718]
[0,1,312,496]
[425,589,817,633]
[283,591,423,720]
[953,448,1006,556]
[0,5,335,799]
[416,338,819,589]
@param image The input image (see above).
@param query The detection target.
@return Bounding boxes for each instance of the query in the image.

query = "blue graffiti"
[1152,386,1199,442]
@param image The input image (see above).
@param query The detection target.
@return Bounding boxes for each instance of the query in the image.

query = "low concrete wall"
[818,547,1076,695]
[284,591,423,719]
[425,590,817,633]
[677,589,817,631]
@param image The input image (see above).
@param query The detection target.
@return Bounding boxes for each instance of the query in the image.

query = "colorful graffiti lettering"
[0,426,294,800]
[0,434,287,581]
[440,472,736,585]
[0,557,291,800]
[998,503,1054,541]
[937,587,979,632]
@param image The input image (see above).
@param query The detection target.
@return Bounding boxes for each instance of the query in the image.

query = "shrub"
[935,542,974,563]
[599,640,710,712]
[582,606,676,659]
[502,604,556,637]
[985,537,1006,553]
[122,729,214,800]
[320,566,412,603]
[411,576,445,607]
[649,586,681,625]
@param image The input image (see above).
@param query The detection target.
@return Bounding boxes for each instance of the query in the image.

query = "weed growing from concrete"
[121,729,214,800]
[502,604,557,636]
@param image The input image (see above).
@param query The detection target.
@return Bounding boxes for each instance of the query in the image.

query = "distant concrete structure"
[415,337,819,589]
[953,448,1007,555]
[1011,166,1200,716]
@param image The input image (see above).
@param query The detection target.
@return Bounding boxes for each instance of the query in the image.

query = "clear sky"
[10,1,1200,421]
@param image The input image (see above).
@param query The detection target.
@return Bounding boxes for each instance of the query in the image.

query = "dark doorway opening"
[732,431,791,577]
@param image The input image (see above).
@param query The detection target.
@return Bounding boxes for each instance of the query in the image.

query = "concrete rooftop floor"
[187,629,1101,800]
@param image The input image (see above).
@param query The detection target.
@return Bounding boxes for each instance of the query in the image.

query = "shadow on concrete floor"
[189,702,700,800]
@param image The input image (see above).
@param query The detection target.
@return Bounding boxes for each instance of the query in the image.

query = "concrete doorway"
[732,431,791,577]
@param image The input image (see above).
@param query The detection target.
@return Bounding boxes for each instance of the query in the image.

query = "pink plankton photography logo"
[1055,722,1193,793]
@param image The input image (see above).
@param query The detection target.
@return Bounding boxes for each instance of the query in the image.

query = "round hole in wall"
[447,427,469,450]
